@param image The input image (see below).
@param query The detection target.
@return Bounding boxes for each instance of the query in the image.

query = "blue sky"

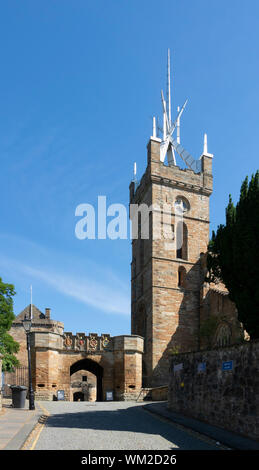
[0,0,258,335]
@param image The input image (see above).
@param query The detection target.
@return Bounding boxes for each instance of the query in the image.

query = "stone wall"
[113,335,144,400]
[168,340,259,441]
[151,385,168,401]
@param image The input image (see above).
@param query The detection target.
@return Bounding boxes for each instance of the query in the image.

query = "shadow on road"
[42,403,217,450]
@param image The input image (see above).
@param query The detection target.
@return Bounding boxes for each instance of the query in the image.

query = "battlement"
[63,333,113,352]
[130,138,213,204]
[31,331,144,356]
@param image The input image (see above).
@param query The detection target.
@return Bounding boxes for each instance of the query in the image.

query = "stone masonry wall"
[168,340,259,441]
[151,385,168,401]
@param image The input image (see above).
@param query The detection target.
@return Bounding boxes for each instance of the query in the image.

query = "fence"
[2,366,29,397]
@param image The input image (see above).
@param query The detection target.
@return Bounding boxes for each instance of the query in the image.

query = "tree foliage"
[0,277,20,371]
[206,171,259,339]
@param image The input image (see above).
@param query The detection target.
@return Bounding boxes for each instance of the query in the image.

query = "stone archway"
[70,358,103,402]
[73,391,84,401]
[32,331,144,401]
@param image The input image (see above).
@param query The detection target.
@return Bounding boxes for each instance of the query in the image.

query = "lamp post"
[22,314,35,410]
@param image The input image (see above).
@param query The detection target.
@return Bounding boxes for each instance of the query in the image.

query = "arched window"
[176,222,188,260]
[215,323,232,348]
[175,196,190,213]
[178,266,186,288]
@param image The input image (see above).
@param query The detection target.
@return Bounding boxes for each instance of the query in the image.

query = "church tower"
[130,51,213,387]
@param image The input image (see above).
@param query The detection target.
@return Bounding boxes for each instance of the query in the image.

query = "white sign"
[106,391,113,401]
[173,363,183,372]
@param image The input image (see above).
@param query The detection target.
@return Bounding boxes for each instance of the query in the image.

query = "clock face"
[175,197,189,213]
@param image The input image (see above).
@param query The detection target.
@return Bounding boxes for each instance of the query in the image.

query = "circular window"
[175,197,190,213]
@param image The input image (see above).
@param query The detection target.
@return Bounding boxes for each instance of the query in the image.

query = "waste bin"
[10,385,27,408]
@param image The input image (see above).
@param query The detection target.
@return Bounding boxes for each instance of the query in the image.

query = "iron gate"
[2,366,29,397]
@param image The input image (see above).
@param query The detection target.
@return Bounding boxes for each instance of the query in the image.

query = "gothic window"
[138,212,141,238]
[178,266,186,288]
[215,323,232,348]
[142,358,147,388]
[176,222,188,260]
[175,196,190,214]
[149,211,152,237]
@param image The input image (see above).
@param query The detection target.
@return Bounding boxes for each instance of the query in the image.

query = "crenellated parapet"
[63,333,113,353]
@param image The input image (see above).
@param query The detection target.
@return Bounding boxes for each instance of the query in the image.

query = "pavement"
[143,401,259,451]
[0,398,42,450]
[0,398,258,450]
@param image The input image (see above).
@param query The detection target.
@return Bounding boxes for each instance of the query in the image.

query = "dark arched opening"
[70,359,103,402]
[142,357,147,388]
[176,222,188,260]
[178,266,187,288]
[73,391,84,401]
[135,303,147,387]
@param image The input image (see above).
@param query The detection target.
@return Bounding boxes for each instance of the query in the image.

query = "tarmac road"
[31,401,223,450]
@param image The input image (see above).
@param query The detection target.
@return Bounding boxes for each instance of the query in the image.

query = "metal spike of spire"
[167,49,171,127]
[203,133,208,154]
[152,116,157,138]
[200,133,213,159]
[176,106,180,144]
[133,162,137,179]
[30,285,33,320]
[157,49,210,173]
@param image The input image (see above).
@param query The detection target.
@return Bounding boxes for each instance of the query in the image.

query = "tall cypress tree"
[0,277,20,371]
[207,171,259,339]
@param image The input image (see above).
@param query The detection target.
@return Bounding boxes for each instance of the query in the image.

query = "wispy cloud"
[21,263,130,316]
[0,236,130,316]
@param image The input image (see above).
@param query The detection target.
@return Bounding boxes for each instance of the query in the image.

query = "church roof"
[14,304,47,323]
[209,287,229,297]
